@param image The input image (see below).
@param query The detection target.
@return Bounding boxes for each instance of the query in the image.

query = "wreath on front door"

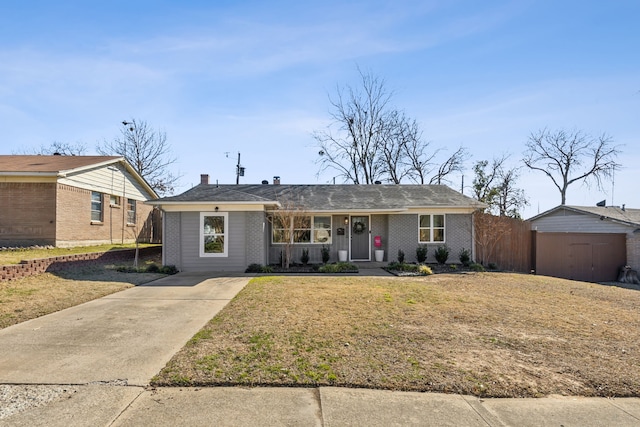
[352,221,366,235]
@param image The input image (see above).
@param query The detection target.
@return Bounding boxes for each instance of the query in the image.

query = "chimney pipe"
[200,174,209,185]
[273,176,280,185]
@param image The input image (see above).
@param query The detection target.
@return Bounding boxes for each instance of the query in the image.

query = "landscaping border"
[0,246,162,282]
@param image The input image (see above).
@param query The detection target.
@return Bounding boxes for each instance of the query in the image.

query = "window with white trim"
[272,215,332,244]
[200,212,228,257]
[110,195,121,207]
[313,216,332,244]
[91,191,103,222]
[418,214,445,243]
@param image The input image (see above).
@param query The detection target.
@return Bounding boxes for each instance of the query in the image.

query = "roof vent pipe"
[374,180,382,185]
[200,174,209,185]
[273,176,280,185]
[261,180,269,185]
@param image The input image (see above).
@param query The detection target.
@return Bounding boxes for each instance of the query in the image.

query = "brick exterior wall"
[0,182,155,248]
[388,213,473,264]
[245,211,266,265]
[0,246,161,281]
[163,212,182,268]
[55,184,155,247]
[627,233,640,271]
[370,214,389,261]
[0,182,57,246]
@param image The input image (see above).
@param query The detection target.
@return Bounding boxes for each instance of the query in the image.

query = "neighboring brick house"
[0,155,158,247]
[148,175,486,272]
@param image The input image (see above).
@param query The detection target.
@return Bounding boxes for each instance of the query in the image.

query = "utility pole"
[235,152,245,185]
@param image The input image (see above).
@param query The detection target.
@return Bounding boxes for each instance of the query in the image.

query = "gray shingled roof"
[153,184,486,211]
[530,205,640,227]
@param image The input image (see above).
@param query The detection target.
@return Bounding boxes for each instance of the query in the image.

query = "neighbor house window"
[91,191,103,222]
[418,214,445,243]
[110,195,121,206]
[272,215,332,244]
[127,199,136,224]
[200,212,228,257]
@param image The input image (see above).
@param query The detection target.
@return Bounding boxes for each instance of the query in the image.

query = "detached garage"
[530,205,640,282]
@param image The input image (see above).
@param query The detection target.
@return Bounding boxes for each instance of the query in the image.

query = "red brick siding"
[0,182,57,246]
[55,184,155,246]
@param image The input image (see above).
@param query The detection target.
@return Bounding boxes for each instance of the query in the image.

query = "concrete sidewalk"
[2,385,639,426]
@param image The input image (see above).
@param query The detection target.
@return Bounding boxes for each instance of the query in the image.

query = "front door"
[350,215,370,261]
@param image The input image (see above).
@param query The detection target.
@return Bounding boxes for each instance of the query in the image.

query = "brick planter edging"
[0,246,162,282]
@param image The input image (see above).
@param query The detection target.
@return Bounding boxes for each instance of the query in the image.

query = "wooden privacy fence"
[474,212,532,273]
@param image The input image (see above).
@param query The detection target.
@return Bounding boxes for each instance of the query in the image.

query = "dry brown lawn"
[153,273,640,398]
[0,266,164,329]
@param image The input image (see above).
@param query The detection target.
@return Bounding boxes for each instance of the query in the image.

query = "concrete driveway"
[0,273,249,386]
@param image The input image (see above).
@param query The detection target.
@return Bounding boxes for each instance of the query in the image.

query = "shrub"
[146,263,160,273]
[449,264,458,270]
[459,248,471,266]
[470,263,485,272]
[246,264,275,273]
[416,246,428,263]
[245,263,263,273]
[434,245,449,264]
[397,249,405,264]
[318,262,358,273]
[300,249,310,265]
[160,265,179,275]
[488,262,498,270]
[321,245,330,264]
[418,265,433,276]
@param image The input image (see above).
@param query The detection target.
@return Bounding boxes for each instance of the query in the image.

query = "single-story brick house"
[0,155,158,247]
[529,205,640,282]
[148,175,486,272]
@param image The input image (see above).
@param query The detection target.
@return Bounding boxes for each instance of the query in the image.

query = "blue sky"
[1,1,638,218]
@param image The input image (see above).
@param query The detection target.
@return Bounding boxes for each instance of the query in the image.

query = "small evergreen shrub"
[416,245,428,263]
[146,263,160,273]
[488,262,498,270]
[245,263,263,273]
[449,264,458,270]
[397,249,405,264]
[260,265,274,273]
[160,265,179,275]
[321,245,330,264]
[459,248,471,266]
[300,249,310,265]
[434,245,449,264]
[470,263,485,272]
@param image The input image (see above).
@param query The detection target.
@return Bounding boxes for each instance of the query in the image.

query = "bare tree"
[268,199,308,269]
[523,129,621,205]
[314,68,466,185]
[426,146,468,185]
[472,155,528,218]
[98,119,179,196]
[494,167,528,218]
[15,141,87,156]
